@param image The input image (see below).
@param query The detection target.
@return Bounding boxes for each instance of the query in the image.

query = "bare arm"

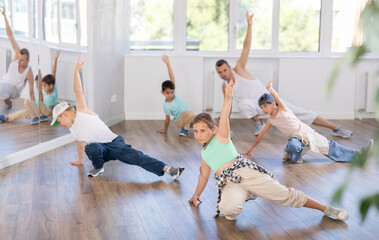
[52,51,60,77]
[188,157,212,206]
[69,141,85,165]
[38,67,43,102]
[216,79,234,143]
[26,69,35,101]
[156,115,170,134]
[235,11,254,70]
[1,6,20,62]
[243,120,271,156]
[266,80,287,110]
[73,56,90,112]
[162,55,175,84]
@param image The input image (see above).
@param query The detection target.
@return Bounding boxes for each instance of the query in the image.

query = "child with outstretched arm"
[50,56,184,179]
[244,80,373,163]
[157,55,195,136]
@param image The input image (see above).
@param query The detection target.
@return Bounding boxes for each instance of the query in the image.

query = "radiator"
[212,69,275,113]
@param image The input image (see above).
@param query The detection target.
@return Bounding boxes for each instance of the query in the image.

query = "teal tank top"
[201,136,239,173]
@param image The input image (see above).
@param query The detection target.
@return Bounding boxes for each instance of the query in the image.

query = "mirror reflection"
[0,4,70,158]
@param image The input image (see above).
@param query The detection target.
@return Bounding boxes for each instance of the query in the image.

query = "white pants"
[238,98,317,125]
[219,168,307,219]
[0,81,20,100]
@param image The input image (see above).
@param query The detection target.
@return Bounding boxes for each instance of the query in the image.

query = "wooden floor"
[0,99,70,157]
[0,119,378,240]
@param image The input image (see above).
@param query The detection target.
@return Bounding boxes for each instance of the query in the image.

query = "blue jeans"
[84,135,166,176]
[284,137,357,163]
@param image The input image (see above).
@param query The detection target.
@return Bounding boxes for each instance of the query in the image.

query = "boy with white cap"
[51,56,184,179]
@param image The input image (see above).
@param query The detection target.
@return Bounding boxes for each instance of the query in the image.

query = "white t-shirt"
[69,111,118,144]
[1,61,31,94]
[224,69,267,102]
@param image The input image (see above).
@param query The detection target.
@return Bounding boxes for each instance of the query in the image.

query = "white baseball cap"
[51,102,73,126]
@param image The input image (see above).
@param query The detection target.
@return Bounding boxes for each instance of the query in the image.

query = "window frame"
[130,0,378,57]
[0,0,87,51]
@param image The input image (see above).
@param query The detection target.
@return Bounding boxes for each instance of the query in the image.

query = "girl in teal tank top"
[187,77,349,222]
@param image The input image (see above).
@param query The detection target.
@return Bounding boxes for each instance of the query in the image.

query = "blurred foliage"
[328,1,379,222]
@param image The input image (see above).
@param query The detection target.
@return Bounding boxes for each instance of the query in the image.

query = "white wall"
[87,0,127,125]
[124,55,203,119]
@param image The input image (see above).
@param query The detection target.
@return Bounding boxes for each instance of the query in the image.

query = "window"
[60,0,77,44]
[43,0,59,43]
[236,0,272,50]
[0,1,9,30]
[279,0,321,52]
[331,0,364,52]
[33,0,38,38]
[12,0,28,36]
[129,0,174,51]
[79,0,87,46]
[186,0,229,51]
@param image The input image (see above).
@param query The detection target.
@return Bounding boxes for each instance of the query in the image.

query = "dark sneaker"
[87,167,104,177]
[324,206,349,221]
[167,167,185,180]
[30,117,39,125]
[254,120,265,136]
[332,126,353,138]
[39,115,48,122]
[179,128,188,136]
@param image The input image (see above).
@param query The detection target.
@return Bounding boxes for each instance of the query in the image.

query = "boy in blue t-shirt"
[0,51,59,124]
[156,55,195,136]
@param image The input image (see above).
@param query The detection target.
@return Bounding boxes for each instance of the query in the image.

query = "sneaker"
[361,139,374,152]
[39,115,48,122]
[166,167,185,180]
[30,117,39,125]
[87,167,105,177]
[296,157,304,164]
[225,216,237,221]
[0,115,5,123]
[324,206,349,221]
[6,103,13,111]
[179,128,188,136]
[254,120,265,136]
[332,126,353,138]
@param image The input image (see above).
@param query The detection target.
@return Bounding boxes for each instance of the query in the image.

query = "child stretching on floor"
[244,80,373,163]
[156,55,195,136]
[51,56,184,179]
[188,78,349,221]
[0,51,60,124]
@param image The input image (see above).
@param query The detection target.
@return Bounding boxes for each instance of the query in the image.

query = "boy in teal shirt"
[0,51,59,124]
[156,55,195,136]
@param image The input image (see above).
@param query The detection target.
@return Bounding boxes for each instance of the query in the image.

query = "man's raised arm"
[1,6,21,62]
[236,11,254,70]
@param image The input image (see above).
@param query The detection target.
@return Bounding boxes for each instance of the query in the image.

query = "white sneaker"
[225,216,237,221]
[324,206,349,221]
[332,126,353,138]
[87,167,104,177]
[254,120,265,136]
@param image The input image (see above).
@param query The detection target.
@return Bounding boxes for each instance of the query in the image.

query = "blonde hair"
[191,113,217,129]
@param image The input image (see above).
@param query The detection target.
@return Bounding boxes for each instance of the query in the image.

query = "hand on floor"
[69,160,83,165]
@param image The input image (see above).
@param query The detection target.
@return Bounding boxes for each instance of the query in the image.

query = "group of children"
[1,8,374,223]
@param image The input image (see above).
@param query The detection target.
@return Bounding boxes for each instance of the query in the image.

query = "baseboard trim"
[0,134,75,170]
[105,113,126,126]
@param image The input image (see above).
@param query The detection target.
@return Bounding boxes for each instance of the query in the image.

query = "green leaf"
[360,198,371,222]
[349,149,369,168]
[359,193,379,222]
[332,185,345,204]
